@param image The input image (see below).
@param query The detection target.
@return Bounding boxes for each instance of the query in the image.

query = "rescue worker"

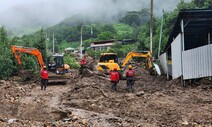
[79,57,87,75]
[40,66,48,90]
[126,65,135,92]
[110,67,120,91]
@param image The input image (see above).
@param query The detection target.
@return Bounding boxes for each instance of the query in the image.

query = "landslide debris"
[0,67,211,127]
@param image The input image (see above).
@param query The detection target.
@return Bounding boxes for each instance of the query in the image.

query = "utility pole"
[150,0,153,54]
[45,33,48,55]
[53,31,55,54]
[158,9,164,58]
[80,24,83,59]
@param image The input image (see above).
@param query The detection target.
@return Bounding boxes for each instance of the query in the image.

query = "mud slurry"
[0,68,212,127]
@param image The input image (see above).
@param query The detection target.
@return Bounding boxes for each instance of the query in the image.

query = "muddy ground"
[0,68,211,127]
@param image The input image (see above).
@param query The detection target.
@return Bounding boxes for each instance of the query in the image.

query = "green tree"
[192,0,212,8]
[33,29,47,61]
[0,27,8,43]
[0,27,14,79]
[64,54,80,69]
[109,43,139,58]
[113,23,134,39]
[119,9,149,26]
[97,31,114,40]
[100,24,116,33]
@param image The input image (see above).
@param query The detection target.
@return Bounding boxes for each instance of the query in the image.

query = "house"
[90,40,116,51]
[64,47,78,54]
[90,39,137,51]
[159,9,212,81]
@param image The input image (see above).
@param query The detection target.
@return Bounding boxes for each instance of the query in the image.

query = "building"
[90,40,115,51]
[159,9,212,81]
[90,39,137,51]
[64,47,78,54]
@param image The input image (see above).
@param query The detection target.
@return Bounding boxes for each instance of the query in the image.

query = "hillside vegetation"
[0,0,211,79]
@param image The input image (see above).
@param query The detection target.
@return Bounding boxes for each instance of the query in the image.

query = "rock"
[29,83,37,89]
[126,93,134,98]
[192,122,201,127]
[81,119,88,125]
[8,118,17,124]
[72,115,79,121]
[18,87,26,93]
[63,118,72,122]
[135,91,145,96]
[82,68,94,77]
[4,94,10,99]
[0,80,6,85]
[10,97,15,103]
[181,120,189,125]
[0,118,5,122]
[5,81,11,85]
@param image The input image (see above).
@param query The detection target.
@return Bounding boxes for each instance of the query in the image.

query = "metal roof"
[91,40,115,44]
[164,9,212,52]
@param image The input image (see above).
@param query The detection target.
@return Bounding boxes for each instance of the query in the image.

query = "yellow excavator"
[96,53,121,73]
[96,51,160,78]
[11,45,71,82]
[121,51,153,69]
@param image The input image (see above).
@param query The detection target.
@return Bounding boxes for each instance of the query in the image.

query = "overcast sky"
[0,0,191,29]
[0,0,186,13]
[0,0,49,12]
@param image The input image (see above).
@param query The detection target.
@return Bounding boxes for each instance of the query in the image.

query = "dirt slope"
[0,68,211,127]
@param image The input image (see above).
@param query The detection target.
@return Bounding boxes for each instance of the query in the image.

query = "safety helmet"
[128,65,132,69]
[113,68,117,71]
[43,66,47,69]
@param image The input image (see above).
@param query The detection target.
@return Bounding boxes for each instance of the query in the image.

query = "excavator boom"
[11,45,45,68]
[121,51,153,69]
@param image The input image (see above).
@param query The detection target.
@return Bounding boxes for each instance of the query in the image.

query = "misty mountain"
[59,13,124,26]
[0,0,146,28]
[0,0,187,36]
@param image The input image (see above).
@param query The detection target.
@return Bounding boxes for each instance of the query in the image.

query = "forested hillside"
[0,0,211,79]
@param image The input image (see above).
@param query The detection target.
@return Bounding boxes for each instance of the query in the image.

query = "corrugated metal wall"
[171,34,182,79]
[159,52,167,74]
[182,44,212,80]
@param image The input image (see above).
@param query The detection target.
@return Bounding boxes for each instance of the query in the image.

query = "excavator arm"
[121,51,153,69]
[11,45,45,68]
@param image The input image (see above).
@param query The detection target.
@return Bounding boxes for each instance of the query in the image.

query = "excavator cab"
[97,53,121,74]
[47,54,70,74]
[99,53,118,63]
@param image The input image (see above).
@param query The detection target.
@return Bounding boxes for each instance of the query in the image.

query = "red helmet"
[113,68,117,71]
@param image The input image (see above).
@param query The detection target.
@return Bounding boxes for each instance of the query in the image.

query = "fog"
[0,0,191,29]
